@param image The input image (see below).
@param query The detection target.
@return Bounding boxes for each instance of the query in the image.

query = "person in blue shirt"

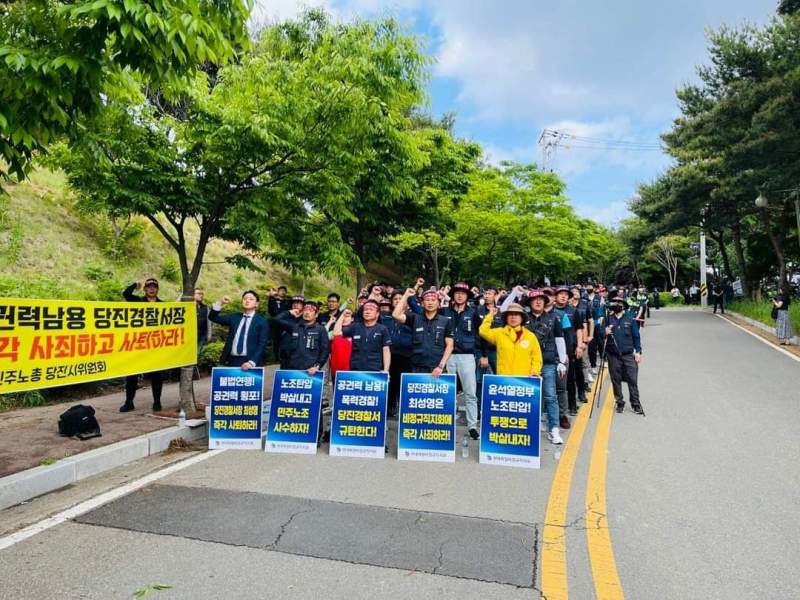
[604,295,643,414]
[209,290,270,370]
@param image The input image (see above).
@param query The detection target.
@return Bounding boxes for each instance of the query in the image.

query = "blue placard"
[479,374,541,468]
[329,371,389,459]
[264,370,324,454]
[397,373,457,463]
[208,367,264,450]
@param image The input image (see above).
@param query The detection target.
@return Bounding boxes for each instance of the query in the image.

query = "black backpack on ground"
[58,404,102,440]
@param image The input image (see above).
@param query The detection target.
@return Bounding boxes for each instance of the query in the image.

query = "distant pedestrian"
[711,283,725,314]
[773,285,794,345]
[671,286,681,304]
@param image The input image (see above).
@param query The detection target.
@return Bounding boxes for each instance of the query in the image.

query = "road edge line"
[585,387,624,600]
[540,369,605,600]
[0,449,224,551]
[715,314,800,363]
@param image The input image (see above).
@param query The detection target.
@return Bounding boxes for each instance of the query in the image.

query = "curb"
[724,310,800,345]
[0,423,207,511]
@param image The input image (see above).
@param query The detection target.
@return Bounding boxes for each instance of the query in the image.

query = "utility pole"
[700,228,708,308]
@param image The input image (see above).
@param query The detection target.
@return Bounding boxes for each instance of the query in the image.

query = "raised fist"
[405,288,416,297]
[221,295,232,305]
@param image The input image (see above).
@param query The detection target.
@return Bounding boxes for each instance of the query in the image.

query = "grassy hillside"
[0,168,353,302]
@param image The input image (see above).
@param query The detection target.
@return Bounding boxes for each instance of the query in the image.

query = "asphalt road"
[0,310,797,599]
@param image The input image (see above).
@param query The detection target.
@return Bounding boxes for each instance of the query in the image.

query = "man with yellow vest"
[479,302,543,377]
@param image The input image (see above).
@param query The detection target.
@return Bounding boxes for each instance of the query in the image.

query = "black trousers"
[713,298,725,314]
[607,353,640,408]
[125,372,163,405]
[388,353,412,417]
[566,352,585,411]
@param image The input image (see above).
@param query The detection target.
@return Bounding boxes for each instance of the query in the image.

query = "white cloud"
[542,117,666,176]
[574,199,631,228]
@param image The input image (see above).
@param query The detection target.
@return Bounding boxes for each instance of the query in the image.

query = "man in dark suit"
[209,290,270,369]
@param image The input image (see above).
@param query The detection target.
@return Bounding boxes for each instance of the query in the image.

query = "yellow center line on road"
[585,386,625,600]
[541,369,605,600]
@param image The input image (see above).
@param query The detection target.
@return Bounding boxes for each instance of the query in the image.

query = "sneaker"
[615,403,624,413]
[152,402,162,412]
[568,408,578,416]
[119,403,135,413]
[548,427,564,445]
[632,405,644,415]
[559,415,571,430]
[468,428,479,440]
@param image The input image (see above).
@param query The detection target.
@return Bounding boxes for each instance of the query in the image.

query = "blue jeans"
[447,353,479,429]
[541,363,559,429]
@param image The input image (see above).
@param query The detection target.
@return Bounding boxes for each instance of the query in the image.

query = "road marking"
[585,387,624,600]
[715,314,800,363]
[0,449,224,551]
[541,369,605,600]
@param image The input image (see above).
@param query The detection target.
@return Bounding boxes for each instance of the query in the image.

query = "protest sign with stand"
[397,373,457,462]
[208,367,264,450]
[479,374,541,468]
[264,370,324,454]
[329,371,389,459]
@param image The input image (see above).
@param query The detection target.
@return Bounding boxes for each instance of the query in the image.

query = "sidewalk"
[0,366,279,477]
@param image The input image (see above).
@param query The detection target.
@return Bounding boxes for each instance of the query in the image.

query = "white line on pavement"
[715,314,800,364]
[0,449,224,551]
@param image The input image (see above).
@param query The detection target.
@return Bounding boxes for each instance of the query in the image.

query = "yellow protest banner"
[0,298,197,394]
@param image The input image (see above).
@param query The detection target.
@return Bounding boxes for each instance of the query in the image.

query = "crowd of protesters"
[122,277,650,446]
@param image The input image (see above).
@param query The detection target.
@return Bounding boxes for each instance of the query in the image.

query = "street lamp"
[754,192,769,209]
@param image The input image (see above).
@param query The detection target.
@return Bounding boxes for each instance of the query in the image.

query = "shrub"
[160,257,180,283]
[84,264,113,282]
[0,390,48,412]
[198,341,225,369]
[0,274,66,299]
[95,279,125,301]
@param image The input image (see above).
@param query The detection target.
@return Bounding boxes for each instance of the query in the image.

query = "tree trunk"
[730,222,750,298]
[758,209,788,287]
[709,230,733,280]
[431,247,440,289]
[178,257,198,415]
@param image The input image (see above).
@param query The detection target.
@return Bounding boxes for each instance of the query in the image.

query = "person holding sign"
[478,303,542,378]
[392,287,454,377]
[209,290,270,370]
[333,300,391,372]
[119,277,164,412]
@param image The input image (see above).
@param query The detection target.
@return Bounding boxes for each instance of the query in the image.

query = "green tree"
[0,0,251,185]
[55,10,427,409]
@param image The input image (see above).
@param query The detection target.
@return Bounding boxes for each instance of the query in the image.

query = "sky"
[253,0,777,227]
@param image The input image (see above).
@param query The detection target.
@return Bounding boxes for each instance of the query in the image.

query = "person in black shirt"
[392,287,454,375]
[712,282,725,314]
[335,299,391,372]
[120,277,164,413]
[439,282,483,439]
[193,288,212,352]
[267,286,291,361]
